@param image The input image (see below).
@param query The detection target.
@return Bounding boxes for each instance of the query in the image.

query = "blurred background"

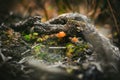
[0,0,120,47]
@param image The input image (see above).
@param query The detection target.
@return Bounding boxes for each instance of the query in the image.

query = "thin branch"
[21,44,40,55]
[107,0,120,34]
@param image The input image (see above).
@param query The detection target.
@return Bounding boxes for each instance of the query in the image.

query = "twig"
[0,40,7,62]
[107,0,120,34]
[49,47,66,49]
[21,44,40,55]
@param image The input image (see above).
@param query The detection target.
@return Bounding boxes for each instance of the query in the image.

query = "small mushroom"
[56,31,66,38]
[71,37,79,43]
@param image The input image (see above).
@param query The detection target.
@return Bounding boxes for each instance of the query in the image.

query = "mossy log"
[11,13,120,70]
[9,13,120,79]
[45,13,120,72]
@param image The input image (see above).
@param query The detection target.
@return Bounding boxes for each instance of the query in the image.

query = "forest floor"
[0,13,119,80]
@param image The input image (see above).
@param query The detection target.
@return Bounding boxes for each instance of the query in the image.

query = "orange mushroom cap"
[56,31,66,38]
[71,37,79,42]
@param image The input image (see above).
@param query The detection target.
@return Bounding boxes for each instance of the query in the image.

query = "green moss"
[24,34,31,41]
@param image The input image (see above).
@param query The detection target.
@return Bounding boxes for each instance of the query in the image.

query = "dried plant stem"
[107,0,120,34]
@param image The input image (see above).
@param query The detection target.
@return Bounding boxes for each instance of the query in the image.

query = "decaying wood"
[46,13,120,72]
[47,14,120,77]
[11,16,42,32]
[11,17,85,35]
[11,13,120,73]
